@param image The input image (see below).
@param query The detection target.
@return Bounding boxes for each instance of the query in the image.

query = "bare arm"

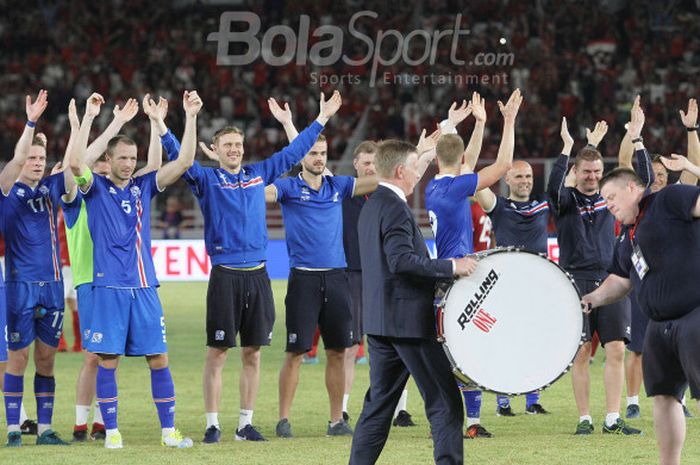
[84,98,139,167]
[474,187,497,213]
[353,176,379,196]
[0,90,48,195]
[156,91,202,188]
[416,127,441,180]
[265,184,277,203]
[617,125,633,169]
[475,89,522,191]
[70,93,105,191]
[680,98,699,185]
[60,99,81,197]
[268,98,299,142]
[134,95,168,177]
[462,92,486,172]
[582,273,632,310]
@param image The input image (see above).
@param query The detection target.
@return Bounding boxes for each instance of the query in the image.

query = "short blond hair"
[436,134,464,166]
[375,140,416,178]
[353,140,378,159]
[213,126,244,145]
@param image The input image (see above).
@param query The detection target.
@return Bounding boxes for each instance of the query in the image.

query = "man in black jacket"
[349,139,477,465]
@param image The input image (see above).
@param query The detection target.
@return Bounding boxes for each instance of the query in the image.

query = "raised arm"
[59,99,82,197]
[416,126,441,180]
[134,95,168,177]
[474,187,497,213]
[70,93,105,191]
[84,98,139,167]
[617,123,634,169]
[0,90,48,195]
[264,184,277,203]
[474,89,521,191]
[156,90,202,188]
[680,98,699,185]
[546,117,575,211]
[462,92,486,172]
[269,98,299,142]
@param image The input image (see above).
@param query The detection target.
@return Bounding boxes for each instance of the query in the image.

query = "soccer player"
[165,92,342,442]
[582,100,700,465]
[264,104,382,438]
[64,95,164,442]
[427,90,521,439]
[2,90,78,446]
[473,160,550,416]
[547,108,643,436]
[69,91,201,449]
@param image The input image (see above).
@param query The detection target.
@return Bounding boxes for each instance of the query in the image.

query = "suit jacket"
[359,185,454,338]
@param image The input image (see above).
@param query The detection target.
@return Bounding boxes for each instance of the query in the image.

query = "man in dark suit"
[349,140,477,465]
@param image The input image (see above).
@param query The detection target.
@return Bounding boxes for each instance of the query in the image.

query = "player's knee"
[146,353,169,370]
[241,347,261,366]
[7,349,30,373]
[604,341,625,360]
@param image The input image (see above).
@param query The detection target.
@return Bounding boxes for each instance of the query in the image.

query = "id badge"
[631,244,649,280]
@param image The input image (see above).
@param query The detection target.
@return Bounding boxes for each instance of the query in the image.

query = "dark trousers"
[349,335,464,465]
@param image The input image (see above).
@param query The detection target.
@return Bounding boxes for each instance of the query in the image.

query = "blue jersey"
[162,121,325,267]
[82,172,161,288]
[425,174,479,259]
[1,173,65,282]
[274,174,355,268]
[488,195,550,254]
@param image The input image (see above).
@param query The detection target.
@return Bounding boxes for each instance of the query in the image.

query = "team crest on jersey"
[109,187,117,195]
[130,185,141,198]
[300,187,310,201]
[332,192,339,202]
[16,188,25,198]
[39,185,49,195]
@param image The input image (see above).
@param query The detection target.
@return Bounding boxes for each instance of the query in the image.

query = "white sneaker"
[105,431,123,449]
[161,429,193,448]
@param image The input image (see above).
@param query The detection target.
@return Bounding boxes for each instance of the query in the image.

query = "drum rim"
[437,246,586,396]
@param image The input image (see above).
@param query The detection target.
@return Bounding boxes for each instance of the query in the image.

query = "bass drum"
[436,248,584,395]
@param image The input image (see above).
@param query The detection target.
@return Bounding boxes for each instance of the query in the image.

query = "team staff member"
[167,92,342,443]
[349,139,478,465]
[265,126,378,438]
[474,159,550,416]
[584,112,700,464]
[341,140,377,423]
[547,110,643,436]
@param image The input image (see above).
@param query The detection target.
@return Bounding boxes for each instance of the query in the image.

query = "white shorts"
[62,265,77,300]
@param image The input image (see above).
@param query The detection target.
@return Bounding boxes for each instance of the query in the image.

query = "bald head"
[505,160,533,200]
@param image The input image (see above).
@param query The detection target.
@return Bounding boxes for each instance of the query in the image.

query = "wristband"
[631,137,643,144]
[687,126,698,133]
[26,120,36,128]
[585,143,597,149]
[74,167,93,186]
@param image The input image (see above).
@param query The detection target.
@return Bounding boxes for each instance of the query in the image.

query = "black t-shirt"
[609,184,700,321]
[342,195,367,271]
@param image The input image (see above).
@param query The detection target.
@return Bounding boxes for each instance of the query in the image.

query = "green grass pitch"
[2,281,698,464]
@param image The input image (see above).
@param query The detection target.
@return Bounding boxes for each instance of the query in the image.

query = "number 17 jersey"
[82,172,161,288]
[0,173,65,282]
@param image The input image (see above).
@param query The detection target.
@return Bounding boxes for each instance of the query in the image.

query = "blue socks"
[34,374,56,427]
[4,373,23,428]
[96,366,118,430]
[462,389,482,419]
[526,391,540,408]
[150,367,175,429]
[496,395,510,409]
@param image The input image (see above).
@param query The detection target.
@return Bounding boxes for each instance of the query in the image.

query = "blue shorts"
[86,287,168,356]
[0,286,7,362]
[76,284,94,345]
[6,281,64,350]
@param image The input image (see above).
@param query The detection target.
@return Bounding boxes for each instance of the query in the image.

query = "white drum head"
[440,249,583,395]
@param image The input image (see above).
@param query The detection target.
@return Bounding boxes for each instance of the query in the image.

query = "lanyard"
[629,205,646,245]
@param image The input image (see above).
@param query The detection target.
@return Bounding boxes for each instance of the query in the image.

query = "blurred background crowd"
[1,0,698,235]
